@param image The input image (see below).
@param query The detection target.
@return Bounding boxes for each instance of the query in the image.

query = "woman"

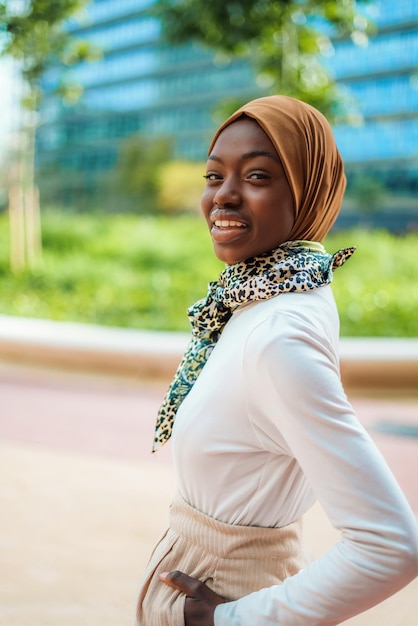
[136,96,418,625]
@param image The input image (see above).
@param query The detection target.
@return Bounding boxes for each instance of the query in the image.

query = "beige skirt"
[136,492,310,626]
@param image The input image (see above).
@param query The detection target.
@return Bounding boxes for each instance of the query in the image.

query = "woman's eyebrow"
[207,150,280,163]
[242,150,281,163]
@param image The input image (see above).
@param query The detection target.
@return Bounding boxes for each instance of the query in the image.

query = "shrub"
[0,210,417,337]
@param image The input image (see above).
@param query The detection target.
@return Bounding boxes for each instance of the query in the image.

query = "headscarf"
[208,95,346,242]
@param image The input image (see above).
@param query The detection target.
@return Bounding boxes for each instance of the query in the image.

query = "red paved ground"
[0,361,417,509]
[0,363,173,467]
[1,361,417,626]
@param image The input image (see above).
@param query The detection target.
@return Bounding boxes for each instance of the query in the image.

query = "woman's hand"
[160,570,227,626]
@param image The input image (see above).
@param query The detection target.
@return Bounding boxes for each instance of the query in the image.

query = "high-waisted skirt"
[136,492,310,626]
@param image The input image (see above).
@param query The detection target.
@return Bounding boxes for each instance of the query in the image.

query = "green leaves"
[154,0,372,120]
[112,135,175,211]
[0,0,97,99]
[154,0,289,51]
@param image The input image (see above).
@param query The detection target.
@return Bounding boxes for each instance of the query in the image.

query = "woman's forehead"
[209,118,280,158]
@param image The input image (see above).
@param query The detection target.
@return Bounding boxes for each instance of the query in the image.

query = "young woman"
[136,95,418,625]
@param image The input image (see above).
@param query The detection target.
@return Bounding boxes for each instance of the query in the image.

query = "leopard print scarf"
[153,241,355,451]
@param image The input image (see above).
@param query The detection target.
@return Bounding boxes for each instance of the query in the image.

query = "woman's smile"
[214,220,247,229]
[210,210,249,244]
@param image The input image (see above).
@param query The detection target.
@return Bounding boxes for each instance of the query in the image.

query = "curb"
[338,338,418,394]
[0,315,417,393]
[0,315,188,381]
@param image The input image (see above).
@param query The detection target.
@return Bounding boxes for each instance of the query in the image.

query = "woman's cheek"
[200,189,213,217]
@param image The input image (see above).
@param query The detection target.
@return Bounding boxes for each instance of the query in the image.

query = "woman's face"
[201,118,295,265]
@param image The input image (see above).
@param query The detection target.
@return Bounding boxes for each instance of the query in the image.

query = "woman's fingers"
[160,570,226,626]
[160,570,224,600]
[159,570,204,596]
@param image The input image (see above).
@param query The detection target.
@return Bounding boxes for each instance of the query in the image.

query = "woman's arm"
[214,311,418,625]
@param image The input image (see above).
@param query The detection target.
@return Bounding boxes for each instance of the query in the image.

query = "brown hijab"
[208,95,346,242]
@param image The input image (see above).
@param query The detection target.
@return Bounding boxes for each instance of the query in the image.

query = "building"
[36,0,263,207]
[36,0,418,220]
[330,0,418,226]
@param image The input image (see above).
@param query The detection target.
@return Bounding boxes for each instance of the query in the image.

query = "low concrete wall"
[0,315,188,381]
[0,315,417,394]
[339,338,418,394]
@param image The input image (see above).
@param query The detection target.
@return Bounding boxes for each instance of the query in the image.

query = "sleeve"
[214,311,418,626]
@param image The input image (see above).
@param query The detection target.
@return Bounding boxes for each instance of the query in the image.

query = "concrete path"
[0,361,417,625]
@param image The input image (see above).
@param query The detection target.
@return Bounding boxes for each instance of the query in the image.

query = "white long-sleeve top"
[171,285,418,625]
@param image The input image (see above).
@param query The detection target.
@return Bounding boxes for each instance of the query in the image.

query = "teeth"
[215,220,246,228]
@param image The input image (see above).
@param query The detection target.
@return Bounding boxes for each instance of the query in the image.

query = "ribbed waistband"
[169,492,303,560]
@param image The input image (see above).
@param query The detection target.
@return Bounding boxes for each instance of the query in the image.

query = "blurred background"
[0,0,417,337]
[1,3,418,626]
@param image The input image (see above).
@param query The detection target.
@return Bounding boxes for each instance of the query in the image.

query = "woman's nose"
[213,177,241,207]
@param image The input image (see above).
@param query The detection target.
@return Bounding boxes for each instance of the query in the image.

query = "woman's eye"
[247,172,268,180]
[203,173,221,181]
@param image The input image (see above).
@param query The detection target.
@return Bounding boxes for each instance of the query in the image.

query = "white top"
[172,286,418,625]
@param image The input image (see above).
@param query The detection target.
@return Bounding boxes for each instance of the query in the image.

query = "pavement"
[0,360,417,626]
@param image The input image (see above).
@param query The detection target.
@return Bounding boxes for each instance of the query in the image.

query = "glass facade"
[36,0,418,211]
[36,0,264,206]
[329,1,418,211]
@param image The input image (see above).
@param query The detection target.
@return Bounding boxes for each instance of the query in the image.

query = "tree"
[158,161,206,215]
[154,0,372,120]
[348,174,385,213]
[0,0,99,270]
[111,135,175,213]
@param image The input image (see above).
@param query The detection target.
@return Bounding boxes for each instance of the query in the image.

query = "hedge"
[0,210,417,337]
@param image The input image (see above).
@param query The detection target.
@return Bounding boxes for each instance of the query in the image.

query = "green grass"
[0,209,417,336]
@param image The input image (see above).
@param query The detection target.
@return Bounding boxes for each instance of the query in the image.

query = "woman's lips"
[210,219,248,243]
[214,219,246,228]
